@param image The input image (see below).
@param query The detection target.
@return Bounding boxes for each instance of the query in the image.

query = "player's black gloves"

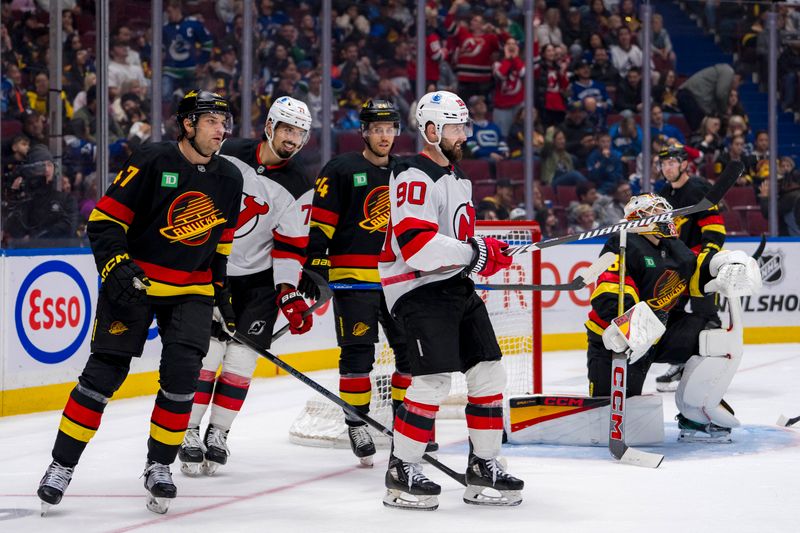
[101,254,150,304]
[298,256,330,300]
[213,281,236,337]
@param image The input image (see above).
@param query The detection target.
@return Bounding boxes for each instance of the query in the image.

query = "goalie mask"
[624,193,678,238]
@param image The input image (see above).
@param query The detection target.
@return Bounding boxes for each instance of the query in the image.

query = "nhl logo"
[758,250,783,285]
[197,165,206,173]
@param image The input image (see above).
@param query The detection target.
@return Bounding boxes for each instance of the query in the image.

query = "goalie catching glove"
[468,237,513,277]
[101,253,150,304]
[704,250,762,298]
[277,288,313,334]
[602,301,666,364]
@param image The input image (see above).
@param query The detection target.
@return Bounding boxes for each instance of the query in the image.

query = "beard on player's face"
[441,137,464,163]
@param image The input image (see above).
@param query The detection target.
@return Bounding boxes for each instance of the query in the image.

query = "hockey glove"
[102,255,150,305]
[298,256,330,300]
[277,288,313,334]
[468,237,513,277]
[213,281,236,337]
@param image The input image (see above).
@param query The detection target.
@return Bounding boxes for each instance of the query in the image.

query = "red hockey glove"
[468,237,513,277]
[277,288,313,334]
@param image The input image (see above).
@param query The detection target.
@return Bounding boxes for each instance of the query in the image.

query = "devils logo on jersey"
[358,185,391,233]
[453,202,476,241]
[646,270,687,311]
[234,194,271,238]
[159,191,227,246]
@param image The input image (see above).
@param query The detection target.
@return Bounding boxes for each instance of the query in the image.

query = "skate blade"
[202,460,222,476]
[146,494,172,514]
[40,501,52,517]
[180,462,204,477]
[463,486,522,507]
[678,431,732,444]
[358,455,374,468]
[656,382,679,393]
[382,489,438,511]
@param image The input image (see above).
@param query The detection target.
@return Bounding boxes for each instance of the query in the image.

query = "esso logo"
[15,261,92,364]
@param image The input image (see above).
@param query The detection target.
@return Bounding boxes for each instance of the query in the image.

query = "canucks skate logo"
[453,202,476,241]
[358,186,391,233]
[758,250,783,285]
[160,191,227,246]
[647,270,686,311]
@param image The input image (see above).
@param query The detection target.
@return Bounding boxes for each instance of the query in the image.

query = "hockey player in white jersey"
[178,96,315,476]
[378,91,524,510]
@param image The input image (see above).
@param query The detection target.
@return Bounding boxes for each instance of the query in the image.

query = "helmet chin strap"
[186,130,213,158]
[265,120,302,161]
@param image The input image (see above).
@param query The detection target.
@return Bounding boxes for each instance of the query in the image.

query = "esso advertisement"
[15,260,92,364]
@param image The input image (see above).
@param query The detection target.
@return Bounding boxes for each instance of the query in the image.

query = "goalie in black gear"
[299,100,413,467]
[586,193,761,443]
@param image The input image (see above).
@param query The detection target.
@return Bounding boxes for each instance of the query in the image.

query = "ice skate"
[38,460,74,516]
[463,453,524,507]
[677,414,732,443]
[178,426,205,476]
[383,455,441,511]
[203,425,230,476]
[347,425,376,467]
[143,461,177,514]
[655,364,684,392]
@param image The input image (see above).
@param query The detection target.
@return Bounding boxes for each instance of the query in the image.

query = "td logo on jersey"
[15,260,92,364]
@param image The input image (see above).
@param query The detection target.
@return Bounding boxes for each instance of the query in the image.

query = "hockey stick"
[232,331,468,486]
[776,414,800,427]
[752,233,767,261]
[608,229,665,468]
[332,252,616,292]
[271,270,334,344]
[505,161,744,257]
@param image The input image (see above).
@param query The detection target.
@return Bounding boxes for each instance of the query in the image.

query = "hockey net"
[288,221,542,448]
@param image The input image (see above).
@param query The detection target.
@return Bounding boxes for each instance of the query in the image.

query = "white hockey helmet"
[624,193,677,238]
[265,96,312,156]
[415,91,472,146]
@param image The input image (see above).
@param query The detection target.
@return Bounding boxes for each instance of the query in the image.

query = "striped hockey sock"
[339,373,371,426]
[188,368,216,428]
[52,384,109,467]
[466,394,504,459]
[208,372,251,430]
[148,389,193,464]
[393,399,438,463]
[390,371,412,416]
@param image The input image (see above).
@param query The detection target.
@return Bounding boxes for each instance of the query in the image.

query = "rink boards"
[1,237,798,416]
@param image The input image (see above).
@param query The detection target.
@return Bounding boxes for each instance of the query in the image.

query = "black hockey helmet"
[359,99,401,126]
[176,89,233,136]
[657,143,688,162]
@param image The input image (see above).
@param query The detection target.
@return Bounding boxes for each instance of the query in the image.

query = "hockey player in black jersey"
[379,91,523,510]
[298,100,411,467]
[654,145,727,391]
[179,96,315,476]
[37,90,243,515]
[586,193,761,442]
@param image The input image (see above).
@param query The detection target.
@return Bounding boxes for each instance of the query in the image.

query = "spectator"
[108,39,147,100]
[1,63,30,120]
[375,78,410,130]
[257,0,290,39]
[536,7,563,47]
[27,71,73,121]
[722,115,749,148]
[559,99,597,166]
[641,13,675,74]
[63,45,91,102]
[119,93,151,144]
[72,85,125,145]
[477,205,500,221]
[568,203,600,234]
[688,115,724,158]
[492,37,525,138]
[677,63,739,132]
[446,1,503,101]
[615,66,642,113]
[507,107,545,159]
[466,95,508,161]
[751,130,769,161]
[532,184,560,238]
[591,46,620,89]
[296,13,320,58]
[495,8,524,44]
[609,113,643,159]
[21,109,46,146]
[337,41,380,90]
[293,68,337,131]
[584,0,611,36]
[561,7,588,57]
[779,42,800,113]
[714,134,757,185]
[570,58,613,116]
[723,88,748,128]
[587,132,624,193]
[3,145,77,241]
[113,25,143,68]
[651,104,685,143]
[162,0,214,102]
[653,68,681,113]
[618,0,641,34]
[2,134,31,196]
[535,43,569,127]
[595,180,633,225]
[758,170,800,236]
[609,26,643,78]
[477,180,515,220]
[541,127,587,187]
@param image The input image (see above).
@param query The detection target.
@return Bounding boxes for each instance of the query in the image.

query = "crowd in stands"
[2,0,799,247]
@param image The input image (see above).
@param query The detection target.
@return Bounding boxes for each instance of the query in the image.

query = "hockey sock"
[208,372,251,430]
[339,373,372,426]
[466,394,504,459]
[393,399,438,463]
[189,369,216,427]
[148,389,194,464]
[52,384,110,467]
[391,371,412,416]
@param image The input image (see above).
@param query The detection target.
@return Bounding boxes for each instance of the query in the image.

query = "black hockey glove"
[101,254,150,305]
[298,256,330,300]
[213,281,236,337]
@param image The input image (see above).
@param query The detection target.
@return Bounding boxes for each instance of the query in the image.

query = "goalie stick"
[504,160,744,257]
[333,252,616,292]
[608,229,665,469]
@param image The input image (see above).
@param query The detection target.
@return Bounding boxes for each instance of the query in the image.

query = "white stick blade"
[578,252,617,284]
[620,448,664,468]
[777,415,789,426]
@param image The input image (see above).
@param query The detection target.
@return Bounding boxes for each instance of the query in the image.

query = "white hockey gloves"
[704,250,762,298]
[602,301,666,364]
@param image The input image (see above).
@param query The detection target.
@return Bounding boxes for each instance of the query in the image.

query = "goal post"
[288,220,543,448]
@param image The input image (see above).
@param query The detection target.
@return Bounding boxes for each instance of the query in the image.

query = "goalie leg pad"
[676,353,742,428]
[394,374,450,463]
[465,361,506,459]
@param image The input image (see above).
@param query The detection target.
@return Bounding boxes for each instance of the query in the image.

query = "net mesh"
[288,222,541,448]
